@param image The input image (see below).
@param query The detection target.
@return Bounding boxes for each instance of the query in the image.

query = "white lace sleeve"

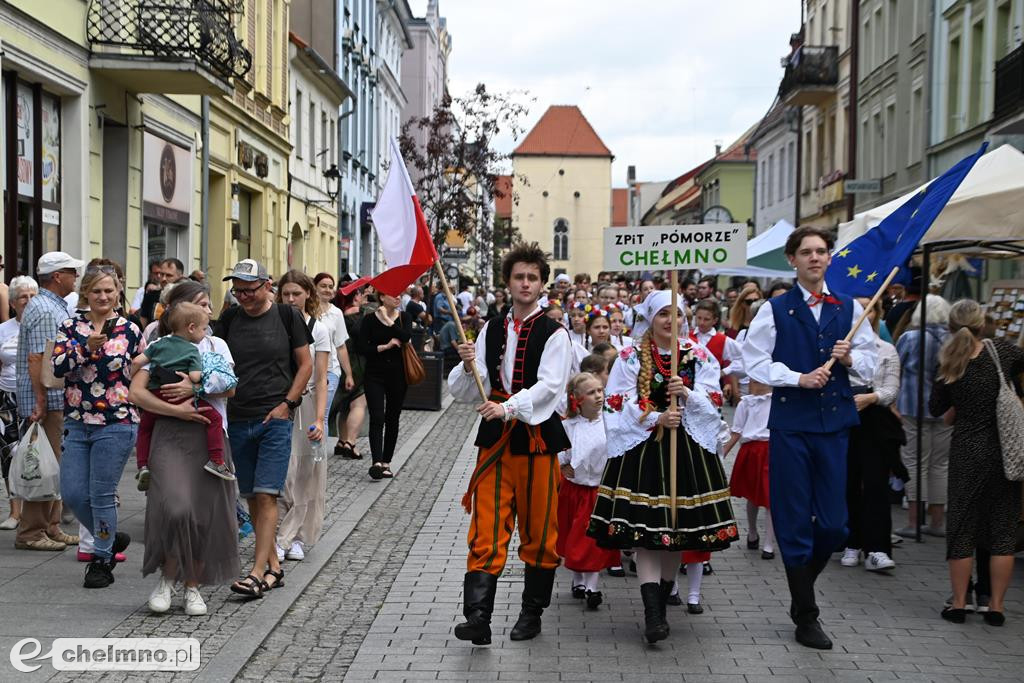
[603,345,660,459]
[683,341,728,454]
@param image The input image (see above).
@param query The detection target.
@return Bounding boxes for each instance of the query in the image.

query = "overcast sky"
[408,0,803,187]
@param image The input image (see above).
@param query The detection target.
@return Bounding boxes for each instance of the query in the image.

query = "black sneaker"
[83,560,114,588]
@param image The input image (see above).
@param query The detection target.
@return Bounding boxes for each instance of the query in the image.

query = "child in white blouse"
[556,372,619,609]
[723,379,776,558]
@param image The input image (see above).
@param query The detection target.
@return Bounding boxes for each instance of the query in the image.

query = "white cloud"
[410,0,802,185]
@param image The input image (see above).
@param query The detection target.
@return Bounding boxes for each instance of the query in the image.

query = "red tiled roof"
[513,105,612,158]
[494,175,513,218]
[611,188,628,226]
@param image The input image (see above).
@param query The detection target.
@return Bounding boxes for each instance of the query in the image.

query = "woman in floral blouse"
[586,289,737,643]
[53,265,142,589]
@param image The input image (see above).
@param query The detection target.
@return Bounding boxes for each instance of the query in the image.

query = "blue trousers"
[769,429,849,567]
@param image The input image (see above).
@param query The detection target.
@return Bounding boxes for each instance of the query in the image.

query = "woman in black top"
[358,293,412,479]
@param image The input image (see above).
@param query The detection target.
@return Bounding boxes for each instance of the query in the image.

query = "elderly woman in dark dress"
[128,282,240,615]
[930,299,1024,627]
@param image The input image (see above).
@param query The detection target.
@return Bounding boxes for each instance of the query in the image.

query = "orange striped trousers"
[466,442,561,576]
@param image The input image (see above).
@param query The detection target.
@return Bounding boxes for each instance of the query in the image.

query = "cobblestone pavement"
[0,401,454,682]
[345,432,1024,682]
[234,401,478,681]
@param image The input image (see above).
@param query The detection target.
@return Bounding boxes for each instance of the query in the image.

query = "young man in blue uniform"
[743,226,877,649]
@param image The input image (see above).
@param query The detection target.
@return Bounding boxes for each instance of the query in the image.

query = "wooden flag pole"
[433,259,488,403]
[823,266,901,372]
[669,270,680,528]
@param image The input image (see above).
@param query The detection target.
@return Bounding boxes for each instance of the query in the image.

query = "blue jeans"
[325,371,340,418]
[227,418,293,497]
[59,419,138,560]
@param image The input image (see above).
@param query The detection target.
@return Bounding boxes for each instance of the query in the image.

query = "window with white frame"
[553,218,569,260]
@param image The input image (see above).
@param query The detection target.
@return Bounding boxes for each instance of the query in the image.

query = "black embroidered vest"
[474,311,571,455]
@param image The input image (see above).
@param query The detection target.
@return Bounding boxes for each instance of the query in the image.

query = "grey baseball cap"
[222,259,269,282]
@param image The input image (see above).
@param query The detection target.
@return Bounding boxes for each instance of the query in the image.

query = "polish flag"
[341,139,439,296]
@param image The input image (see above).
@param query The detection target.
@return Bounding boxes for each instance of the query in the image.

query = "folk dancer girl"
[556,372,619,609]
[587,290,737,643]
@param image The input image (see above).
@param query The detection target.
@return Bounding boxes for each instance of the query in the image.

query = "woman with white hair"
[0,276,38,529]
[894,294,952,538]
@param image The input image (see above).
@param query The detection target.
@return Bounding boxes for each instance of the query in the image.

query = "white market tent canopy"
[837,144,1024,252]
[706,219,796,279]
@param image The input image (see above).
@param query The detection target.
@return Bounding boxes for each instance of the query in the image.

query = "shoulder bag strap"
[984,338,1007,384]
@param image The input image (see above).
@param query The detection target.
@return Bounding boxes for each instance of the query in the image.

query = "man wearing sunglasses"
[216,259,312,598]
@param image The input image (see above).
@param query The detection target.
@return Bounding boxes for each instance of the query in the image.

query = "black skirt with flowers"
[587,379,737,552]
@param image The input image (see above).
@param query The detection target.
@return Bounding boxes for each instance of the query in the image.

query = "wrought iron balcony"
[779,45,839,107]
[994,45,1024,123]
[87,0,252,95]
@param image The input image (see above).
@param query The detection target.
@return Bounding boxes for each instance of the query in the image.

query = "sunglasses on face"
[231,284,265,298]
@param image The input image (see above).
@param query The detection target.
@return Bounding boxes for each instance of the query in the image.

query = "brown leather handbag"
[402,341,425,386]
[397,314,425,385]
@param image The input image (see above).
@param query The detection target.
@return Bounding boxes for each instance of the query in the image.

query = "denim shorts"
[227,418,293,497]
[326,371,340,415]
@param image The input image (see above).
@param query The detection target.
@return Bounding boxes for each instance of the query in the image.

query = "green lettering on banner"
[713,248,728,263]
[694,249,708,263]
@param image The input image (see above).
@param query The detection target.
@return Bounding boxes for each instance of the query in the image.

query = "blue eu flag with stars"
[827,142,988,298]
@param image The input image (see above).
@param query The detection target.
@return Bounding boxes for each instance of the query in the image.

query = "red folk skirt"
[557,479,620,572]
[728,440,771,508]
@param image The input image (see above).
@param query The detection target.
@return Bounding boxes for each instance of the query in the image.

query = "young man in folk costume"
[448,243,573,645]
[742,226,877,650]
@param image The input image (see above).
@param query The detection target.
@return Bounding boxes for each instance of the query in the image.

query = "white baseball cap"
[555,273,571,283]
[36,251,84,275]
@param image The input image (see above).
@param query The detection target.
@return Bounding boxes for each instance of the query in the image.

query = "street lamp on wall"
[324,164,341,201]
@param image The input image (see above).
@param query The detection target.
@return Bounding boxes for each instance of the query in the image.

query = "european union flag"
[827,142,988,297]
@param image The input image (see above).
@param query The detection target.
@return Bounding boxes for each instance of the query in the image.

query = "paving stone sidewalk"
[0,401,450,682]
[345,430,1024,683]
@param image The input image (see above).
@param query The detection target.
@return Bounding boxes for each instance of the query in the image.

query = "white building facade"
[750,105,798,235]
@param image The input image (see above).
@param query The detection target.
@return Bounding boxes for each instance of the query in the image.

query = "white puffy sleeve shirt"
[559,415,609,487]
[447,309,572,425]
[603,340,725,458]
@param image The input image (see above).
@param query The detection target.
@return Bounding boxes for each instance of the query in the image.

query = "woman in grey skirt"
[128,286,240,615]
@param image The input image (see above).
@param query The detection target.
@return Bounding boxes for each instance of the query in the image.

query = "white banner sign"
[603,223,747,272]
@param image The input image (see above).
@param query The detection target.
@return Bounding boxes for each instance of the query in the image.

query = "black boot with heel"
[509,566,556,641]
[454,571,498,645]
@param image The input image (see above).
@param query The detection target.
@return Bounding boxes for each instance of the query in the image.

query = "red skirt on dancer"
[729,440,771,508]
[557,479,620,572]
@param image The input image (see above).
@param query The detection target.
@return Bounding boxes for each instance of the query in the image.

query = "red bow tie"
[509,317,522,334]
[808,291,841,307]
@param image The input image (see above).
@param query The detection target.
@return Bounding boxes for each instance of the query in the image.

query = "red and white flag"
[342,139,438,296]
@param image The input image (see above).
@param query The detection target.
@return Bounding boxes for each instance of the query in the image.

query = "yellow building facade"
[511,106,613,280]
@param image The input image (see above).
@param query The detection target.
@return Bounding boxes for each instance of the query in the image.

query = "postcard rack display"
[986,282,1024,340]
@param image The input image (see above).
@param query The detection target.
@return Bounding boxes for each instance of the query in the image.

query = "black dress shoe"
[571,584,586,599]
[687,601,704,614]
[702,562,713,575]
[746,536,760,550]
[983,611,1005,626]
[607,566,625,577]
[666,592,682,606]
[941,606,966,624]
[585,590,603,609]
[794,620,833,649]
[761,550,775,560]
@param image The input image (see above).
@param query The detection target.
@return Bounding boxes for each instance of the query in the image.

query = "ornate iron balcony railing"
[87,0,252,82]
[780,45,839,99]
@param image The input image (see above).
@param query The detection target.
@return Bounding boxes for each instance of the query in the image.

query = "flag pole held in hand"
[669,271,680,528]
[434,260,487,402]
[823,265,900,372]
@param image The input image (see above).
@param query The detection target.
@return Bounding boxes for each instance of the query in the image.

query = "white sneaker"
[275,544,285,563]
[0,516,18,530]
[183,586,207,616]
[148,577,176,613]
[840,548,860,567]
[285,541,305,561]
[864,552,896,571]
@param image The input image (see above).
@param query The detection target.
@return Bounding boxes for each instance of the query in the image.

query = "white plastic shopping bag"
[9,423,61,501]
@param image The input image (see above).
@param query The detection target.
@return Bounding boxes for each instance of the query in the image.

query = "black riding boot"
[454,571,498,645]
[785,564,832,650]
[640,582,669,643]
[509,566,555,641]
